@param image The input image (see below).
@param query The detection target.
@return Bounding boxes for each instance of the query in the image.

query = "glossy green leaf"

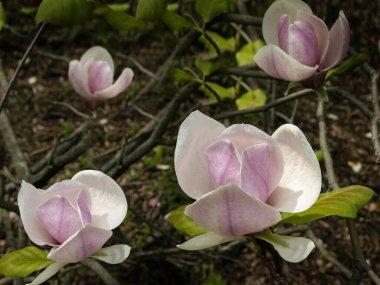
[162,11,193,31]
[325,53,369,81]
[171,68,194,82]
[280,185,375,224]
[236,88,267,110]
[35,0,95,26]
[0,247,54,277]
[99,8,148,31]
[136,0,166,22]
[196,0,229,23]
[199,31,235,57]
[235,39,265,66]
[166,205,208,237]
[199,81,236,102]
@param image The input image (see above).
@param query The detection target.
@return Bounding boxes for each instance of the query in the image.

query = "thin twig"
[47,100,90,119]
[0,22,46,113]
[370,71,380,162]
[82,259,121,285]
[213,13,262,26]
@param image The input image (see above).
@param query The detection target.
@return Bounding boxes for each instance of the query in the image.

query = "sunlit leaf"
[136,0,166,22]
[108,3,129,12]
[166,205,208,237]
[196,0,230,23]
[325,53,369,81]
[236,88,267,110]
[171,68,194,83]
[199,81,236,102]
[98,8,148,31]
[235,39,265,66]
[0,247,54,277]
[280,185,375,224]
[35,0,95,26]
[199,31,235,57]
[162,11,193,31]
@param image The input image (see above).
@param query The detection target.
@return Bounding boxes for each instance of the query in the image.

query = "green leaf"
[195,57,218,76]
[171,68,194,83]
[108,3,129,12]
[199,81,236,102]
[0,247,54,277]
[199,31,235,57]
[162,11,193,31]
[98,8,148,31]
[280,185,375,224]
[236,88,267,110]
[166,205,208,237]
[35,0,95,26]
[196,0,230,23]
[0,3,5,31]
[235,39,265,66]
[315,150,323,161]
[325,53,369,81]
[136,0,166,22]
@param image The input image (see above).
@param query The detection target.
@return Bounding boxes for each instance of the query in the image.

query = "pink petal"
[77,190,92,225]
[174,111,226,199]
[80,46,114,73]
[262,0,312,45]
[87,61,114,93]
[185,183,281,236]
[206,139,241,188]
[48,225,112,263]
[28,263,65,285]
[277,15,290,53]
[297,11,329,63]
[288,21,319,67]
[68,60,92,98]
[37,195,83,244]
[177,232,243,251]
[254,44,318,81]
[92,244,131,264]
[268,124,321,212]
[94,68,134,99]
[218,124,275,154]
[71,170,127,230]
[18,181,56,246]
[320,11,350,69]
[241,143,284,202]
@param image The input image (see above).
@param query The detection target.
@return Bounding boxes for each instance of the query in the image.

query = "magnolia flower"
[254,0,349,88]
[174,111,321,262]
[68,46,134,108]
[18,170,130,285]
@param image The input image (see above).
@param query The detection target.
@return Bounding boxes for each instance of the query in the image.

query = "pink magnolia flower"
[254,0,350,88]
[174,111,321,260]
[68,46,134,108]
[18,170,130,285]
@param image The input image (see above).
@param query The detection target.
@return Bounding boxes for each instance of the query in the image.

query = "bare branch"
[370,71,380,162]
[82,259,121,285]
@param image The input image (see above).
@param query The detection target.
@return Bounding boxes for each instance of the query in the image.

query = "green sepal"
[35,0,95,26]
[166,205,208,237]
[280,185,375,224]
[0,246,54,277]
[325,53,369,81]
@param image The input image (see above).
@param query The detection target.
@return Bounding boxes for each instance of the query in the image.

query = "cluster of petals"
[68,46,134,108]
[254,0,350,88]
[18,170,130,285]
[174,111,321,258]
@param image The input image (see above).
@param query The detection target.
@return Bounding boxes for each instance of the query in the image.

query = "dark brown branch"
[0,22,46,113]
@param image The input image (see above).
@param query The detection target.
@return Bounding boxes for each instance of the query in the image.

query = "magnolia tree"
[0,0,379,284]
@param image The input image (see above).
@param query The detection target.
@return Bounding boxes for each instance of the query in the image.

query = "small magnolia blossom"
[68,46,134,108]
[174,111,321,261]
[254,0,350,88]
[18,170,130,285]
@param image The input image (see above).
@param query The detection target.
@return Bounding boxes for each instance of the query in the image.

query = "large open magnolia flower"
[254,0,349,88]
[174,111,321,262]
[68,46,134,108]
[18,170,130,285]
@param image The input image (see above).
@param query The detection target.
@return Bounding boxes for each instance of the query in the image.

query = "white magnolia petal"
[80,46,115,73]
[256,231,315,263]
[68,60,92,98]
[94,68,134,99]
[17,181,56,246]
[262,0,312,45]
[92,244,131,264]
[72,170,127,230]
[269,124,321,212]
[174,110,226,199]
[27,263,65,285]
[177,232,243,251]
[254,45,318,82]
